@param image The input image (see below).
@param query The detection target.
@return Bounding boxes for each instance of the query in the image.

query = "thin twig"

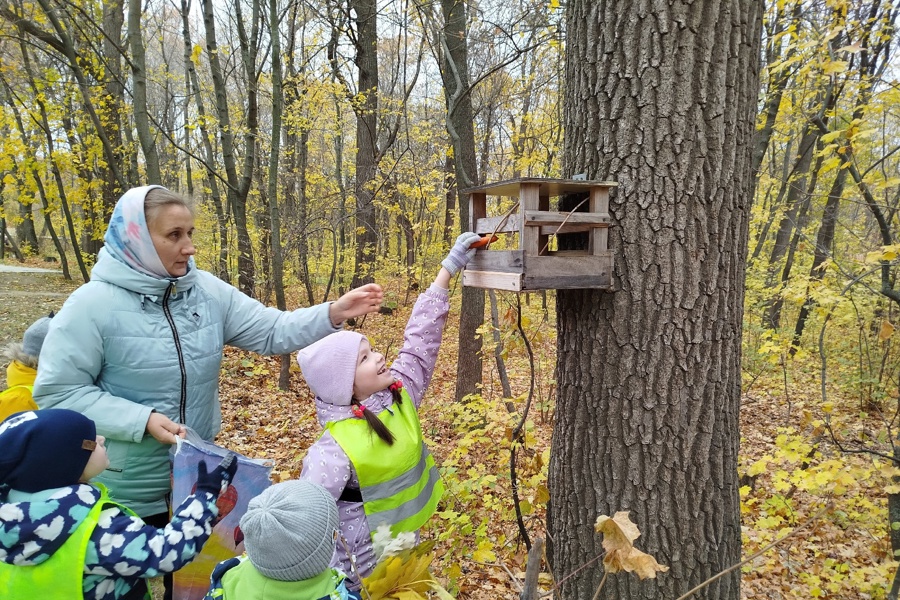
[539,549,608,597]
[590,571,608,600]
[674,503,833,600]
[539,196,590,255]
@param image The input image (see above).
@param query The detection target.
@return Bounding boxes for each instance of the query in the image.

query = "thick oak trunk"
[549,2,763,598]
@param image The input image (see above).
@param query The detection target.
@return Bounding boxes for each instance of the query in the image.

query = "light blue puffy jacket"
[33,248,340,516]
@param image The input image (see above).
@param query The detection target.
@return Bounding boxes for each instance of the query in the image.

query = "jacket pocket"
[102,438,129,479]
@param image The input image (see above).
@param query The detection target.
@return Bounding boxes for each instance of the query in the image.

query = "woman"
[33,184,382,524]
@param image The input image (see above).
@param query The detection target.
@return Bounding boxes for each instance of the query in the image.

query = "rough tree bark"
[548,2,763,599]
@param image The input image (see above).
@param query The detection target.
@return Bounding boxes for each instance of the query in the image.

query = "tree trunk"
[201,0,255,294]
[180,0,229,282]
[791,168,846,351]
[128,0,161,183]
[549,2,763,599]
[15,202,38,254]
[440,0,484,401]
[267,0,290,390]
[750,0,802,177]
[350,0,379,288]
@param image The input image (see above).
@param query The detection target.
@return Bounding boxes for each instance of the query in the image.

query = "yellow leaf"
[472,541,497,563]
[822,60,848,75]
[879,320,895,341]
[534,484,550,504]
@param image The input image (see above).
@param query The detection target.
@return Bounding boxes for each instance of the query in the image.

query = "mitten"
[441,232,483,275]
[195,453,239,497]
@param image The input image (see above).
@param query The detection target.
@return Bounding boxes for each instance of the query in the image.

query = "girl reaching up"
[296,232,482,589]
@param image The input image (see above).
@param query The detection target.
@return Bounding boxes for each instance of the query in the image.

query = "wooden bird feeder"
[461,177,617,291]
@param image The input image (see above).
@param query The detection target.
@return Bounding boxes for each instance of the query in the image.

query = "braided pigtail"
[351,399,395,445]
[389,380,404,405]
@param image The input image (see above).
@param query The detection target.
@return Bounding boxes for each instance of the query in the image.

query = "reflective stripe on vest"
[0,484,131,599]
[327,389,443,536]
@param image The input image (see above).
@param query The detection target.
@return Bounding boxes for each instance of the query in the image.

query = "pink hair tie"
[351,405,365,418]
[389,381,403,393]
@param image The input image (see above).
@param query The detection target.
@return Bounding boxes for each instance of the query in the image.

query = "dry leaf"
[594,512,669,579]
[879,320,895,341]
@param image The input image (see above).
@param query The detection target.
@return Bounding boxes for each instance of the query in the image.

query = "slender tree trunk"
[441,0,484,401]
[488,289,512,399]
[128,0,161,183]
[201,0,255,294]
[765,151,824,329]
[549,2,763,599]
[15,202,38,254]
[751,0,802,177]
[443,152,455,247]
[16,43,87,281]
[266,0,292,390]
[350,0,379,288]
[181,0,229,282]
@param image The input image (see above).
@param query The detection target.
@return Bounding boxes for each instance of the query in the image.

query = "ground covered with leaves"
[1,262,895,598]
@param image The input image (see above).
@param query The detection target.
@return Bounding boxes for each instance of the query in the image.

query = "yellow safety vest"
[327,390,443,536]
[0,484,131,599]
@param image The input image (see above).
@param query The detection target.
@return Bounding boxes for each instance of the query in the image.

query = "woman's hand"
[329,283,384,326]
[146,412,186,444]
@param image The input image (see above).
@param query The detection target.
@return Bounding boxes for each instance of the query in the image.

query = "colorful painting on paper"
[171,432,272,600]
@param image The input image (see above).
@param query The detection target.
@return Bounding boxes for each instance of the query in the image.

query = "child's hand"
[196,453,239,497]
[441,232,483,276]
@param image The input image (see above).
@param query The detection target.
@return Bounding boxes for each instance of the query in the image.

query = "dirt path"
[0,262,82,373]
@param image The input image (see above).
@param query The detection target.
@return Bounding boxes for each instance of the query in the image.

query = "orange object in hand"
[471,235,499,248]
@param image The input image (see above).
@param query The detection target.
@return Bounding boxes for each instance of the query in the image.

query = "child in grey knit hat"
[203,480,361,600]
[0,312,53,422]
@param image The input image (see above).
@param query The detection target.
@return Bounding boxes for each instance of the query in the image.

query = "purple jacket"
[299,284,449,587]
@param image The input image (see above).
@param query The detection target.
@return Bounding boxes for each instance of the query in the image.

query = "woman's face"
[80,435,109,482]
[148,204,196,277]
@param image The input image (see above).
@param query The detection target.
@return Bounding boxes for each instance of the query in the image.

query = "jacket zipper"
[163,283,188,424]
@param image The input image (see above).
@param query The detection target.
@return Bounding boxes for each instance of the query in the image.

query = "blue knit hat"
[0,410,96,492]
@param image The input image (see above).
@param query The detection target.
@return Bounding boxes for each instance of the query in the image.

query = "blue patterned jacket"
[0,483,218,599]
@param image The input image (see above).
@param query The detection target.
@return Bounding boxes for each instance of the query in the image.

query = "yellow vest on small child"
[1,360,39,422]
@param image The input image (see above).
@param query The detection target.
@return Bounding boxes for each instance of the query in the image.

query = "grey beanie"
[22,314,53,358]
[241,480,339,581]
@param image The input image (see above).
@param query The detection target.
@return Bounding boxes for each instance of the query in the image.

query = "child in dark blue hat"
[0,409,238,600]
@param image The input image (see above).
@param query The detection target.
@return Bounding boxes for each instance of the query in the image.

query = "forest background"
[0,0,898,597]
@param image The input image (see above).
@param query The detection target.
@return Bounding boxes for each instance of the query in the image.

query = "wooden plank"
[539,225,596,235]
[519,182,541,256]
[462,178,619,198]
[466,250,524,273]
[462,269,522,291]
[522,274,611,290]
[524,211,610,226]
[475,214,519,235]
[524,253,613,278]
[522,253,613,289]
[590,186,610,254]
[470,192,487,231]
